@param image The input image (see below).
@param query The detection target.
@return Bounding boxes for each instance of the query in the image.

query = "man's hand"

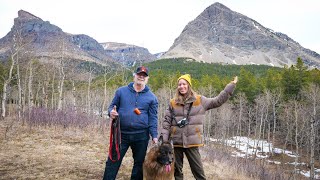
[110,105,118,119]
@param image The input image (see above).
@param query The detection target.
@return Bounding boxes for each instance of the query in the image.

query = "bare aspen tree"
[235,93,250,158]
[86,67,94,114]
[57,59,65,110]
[21,65,29,114]
[35,80,41,107]
[51,69,56,109]
[1,57,15,118]
[71,79,76,111]
[27,61,34,109]
[304,84,319,179]
[43,73,49,108]
[254,95,266,157]
[101,65,118,117]
[264,91,272,154]
[16,55,23,120]
[1,27,26,118]
[282,104,293,154]
[253,102,260,157]
[26,60,34,121]
[15,49,29,121]
[166,74,177,98]
[236,93,245,139]
[12,26,34,119]
[205,85,213,143]
[155,87,172,128]
[271,89,281,156]
[218,103,232,146]
[56,37,69,111]
[293,100,299,180]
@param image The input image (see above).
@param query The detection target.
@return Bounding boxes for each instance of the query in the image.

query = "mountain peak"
[163,2,320,68]
[17,10,41,20]
[209,2,231,11]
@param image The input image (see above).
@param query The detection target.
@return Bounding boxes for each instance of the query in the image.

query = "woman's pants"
[174,147,206,180]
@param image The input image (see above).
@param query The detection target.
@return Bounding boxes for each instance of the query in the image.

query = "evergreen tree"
[264,68,282,90]
[281,57,309,100]
[237,68,258,103]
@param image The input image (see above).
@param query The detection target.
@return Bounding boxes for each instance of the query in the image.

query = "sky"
[0,0,319,54]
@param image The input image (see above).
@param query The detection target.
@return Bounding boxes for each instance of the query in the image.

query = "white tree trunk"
[28,62,34,110]
[1,57,15,118]
[87,68,92,114]
[16,58,22,120]
[101,66,116,117]
[309,84,319,179]
[72,80,76,112]
[1,83,9,118]
[57,61,65,110]
[51,70,56,109]
[294,101,299,180]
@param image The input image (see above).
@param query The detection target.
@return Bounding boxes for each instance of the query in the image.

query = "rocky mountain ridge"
[0,10,156,66]
[1,5,319,68]
[162,2,320,68]
[100,42,156,66]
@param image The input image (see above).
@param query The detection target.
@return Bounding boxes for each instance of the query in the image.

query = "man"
[103,66,158,180]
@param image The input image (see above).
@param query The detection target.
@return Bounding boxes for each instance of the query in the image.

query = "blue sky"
[0,0,319,54]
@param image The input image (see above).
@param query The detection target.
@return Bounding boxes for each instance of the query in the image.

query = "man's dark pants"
[103,131,149,180]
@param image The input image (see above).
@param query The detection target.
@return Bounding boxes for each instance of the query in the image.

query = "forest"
[1,51,320,178]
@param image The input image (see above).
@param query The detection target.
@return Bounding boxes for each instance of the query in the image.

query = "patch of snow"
[102,43,109,50]
[252,22,261,31]
[269,29,275,33]
[297,169,311,177]
[286,162,307,166]
[210,136,319,178]
[267,160,281,165]
[215,136,300,159]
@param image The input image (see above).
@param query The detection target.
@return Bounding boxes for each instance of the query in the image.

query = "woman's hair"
[174,83,196,104]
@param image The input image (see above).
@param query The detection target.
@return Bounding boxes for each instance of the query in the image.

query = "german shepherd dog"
[143,137,174,180]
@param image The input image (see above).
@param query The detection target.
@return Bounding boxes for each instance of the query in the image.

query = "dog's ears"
[158,135,163,145]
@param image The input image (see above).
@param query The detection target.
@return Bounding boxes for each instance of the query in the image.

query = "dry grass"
[0,117,276,180]
[181,150,254,180]
[0,117,108,179]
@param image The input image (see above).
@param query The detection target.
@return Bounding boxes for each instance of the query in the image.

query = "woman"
[161,74,238,180]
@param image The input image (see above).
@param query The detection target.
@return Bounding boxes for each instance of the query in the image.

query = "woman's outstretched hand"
[231,76,238,84]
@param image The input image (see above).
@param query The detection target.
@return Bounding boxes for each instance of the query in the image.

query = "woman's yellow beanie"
[178,74,192,86]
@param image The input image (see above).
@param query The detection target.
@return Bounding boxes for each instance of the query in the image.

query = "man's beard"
[136,81,145,86]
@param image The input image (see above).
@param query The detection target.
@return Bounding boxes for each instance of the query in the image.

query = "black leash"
[108,116,121,162]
